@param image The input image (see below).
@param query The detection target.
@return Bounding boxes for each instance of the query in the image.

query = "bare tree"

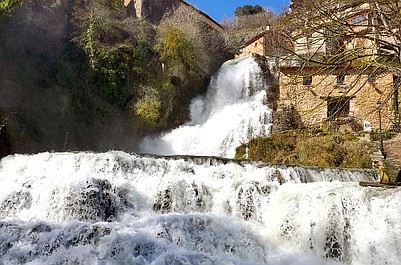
[223,6,276,54]
[276,0,401,130]
[158,4,228,77]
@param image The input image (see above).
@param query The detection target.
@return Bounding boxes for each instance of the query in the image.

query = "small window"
[337,73,346,85]
[351,15,367,26]
[327,97,351,120]
[303,76,312,86]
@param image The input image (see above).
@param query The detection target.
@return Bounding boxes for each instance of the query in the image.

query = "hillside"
[0,0,231,157]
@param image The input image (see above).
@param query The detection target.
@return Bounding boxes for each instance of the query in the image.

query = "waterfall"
[140,57,273,158]
[0,151,391,265]
[0,57,396,265]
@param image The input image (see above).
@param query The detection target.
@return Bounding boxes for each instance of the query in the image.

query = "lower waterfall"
[0,57,398,265]
[1,151,398,265]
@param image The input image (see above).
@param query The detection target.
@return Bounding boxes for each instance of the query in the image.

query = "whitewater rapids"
[1,57,400,265]
[1,151,399,265]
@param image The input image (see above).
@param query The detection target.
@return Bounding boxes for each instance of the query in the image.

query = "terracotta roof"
[242,30,270,47]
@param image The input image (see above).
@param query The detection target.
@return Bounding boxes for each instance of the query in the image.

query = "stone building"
[237,30,269,58]
[237,27,291,59]
[277,1,400,131]
[279,67,395,130]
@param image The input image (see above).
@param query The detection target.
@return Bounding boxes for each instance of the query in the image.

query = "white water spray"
[0,57,397,265]
[140,57,272,158]
[0,151,383,265]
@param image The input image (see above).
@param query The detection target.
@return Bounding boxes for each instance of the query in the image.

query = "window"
[327,97,351,120]
[351,15,367,26]
[303,76,312,86]
[337,73,346,85]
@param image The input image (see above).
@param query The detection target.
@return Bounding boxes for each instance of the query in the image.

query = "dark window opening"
[327,97,351,120]
[368,75,375,84]
[303,76,312,86]
[337,73,346,85]
[351,15,368,26]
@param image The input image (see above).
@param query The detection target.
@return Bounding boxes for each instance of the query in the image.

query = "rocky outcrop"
[0,112,12,159]
[125,0,180,23]
[272,104,304,132]
[253,55,304,132]
[124,0,222,30]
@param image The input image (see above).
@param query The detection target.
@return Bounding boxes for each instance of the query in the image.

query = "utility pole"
[377,101,386,159]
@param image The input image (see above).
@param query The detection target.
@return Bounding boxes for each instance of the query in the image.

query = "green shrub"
[0,0,22,21]
[237,132,372,168]
[156,27,199,70]
[134,87,161,124]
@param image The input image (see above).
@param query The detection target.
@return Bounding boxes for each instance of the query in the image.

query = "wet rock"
[153,181,212,214]
[64,178,120,222]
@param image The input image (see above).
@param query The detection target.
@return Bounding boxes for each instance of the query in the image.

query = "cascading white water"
[0,151,385,265]
[0,57,396,265]
[140,57,272,158]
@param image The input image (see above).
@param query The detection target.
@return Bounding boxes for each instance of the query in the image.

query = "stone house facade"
[278,1,400,131]
[237,28,291,59]
[237,31,268,58]
[279,67,396,130]
[124,0,179,23]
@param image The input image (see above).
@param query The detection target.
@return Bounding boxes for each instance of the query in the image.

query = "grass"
[236,131,373,168]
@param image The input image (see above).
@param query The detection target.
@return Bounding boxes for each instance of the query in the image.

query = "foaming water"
[0,57,395,265]
[0,151,391,265]
[140,57,272,158]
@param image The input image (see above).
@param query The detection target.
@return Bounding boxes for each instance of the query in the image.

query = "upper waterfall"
[140,57,273,158]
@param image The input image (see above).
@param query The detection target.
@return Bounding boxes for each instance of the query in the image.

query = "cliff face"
[143,0,180,23]
[0,113,12,159]
[125,0,180,23]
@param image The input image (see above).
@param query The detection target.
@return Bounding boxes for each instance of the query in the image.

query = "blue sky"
[186,0,290,22]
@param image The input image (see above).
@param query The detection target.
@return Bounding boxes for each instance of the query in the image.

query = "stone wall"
[124,0,180,23]
[278,67,398,131]
[238,35,266,58]
[141,0,180,23]
[124,0,221,30]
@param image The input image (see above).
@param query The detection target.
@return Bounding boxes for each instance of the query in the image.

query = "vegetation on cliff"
[234,5,264,17]
[0,0,22,21]
[0,0,231,156]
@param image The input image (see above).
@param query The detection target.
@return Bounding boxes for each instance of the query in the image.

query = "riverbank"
[236,130,374,169]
